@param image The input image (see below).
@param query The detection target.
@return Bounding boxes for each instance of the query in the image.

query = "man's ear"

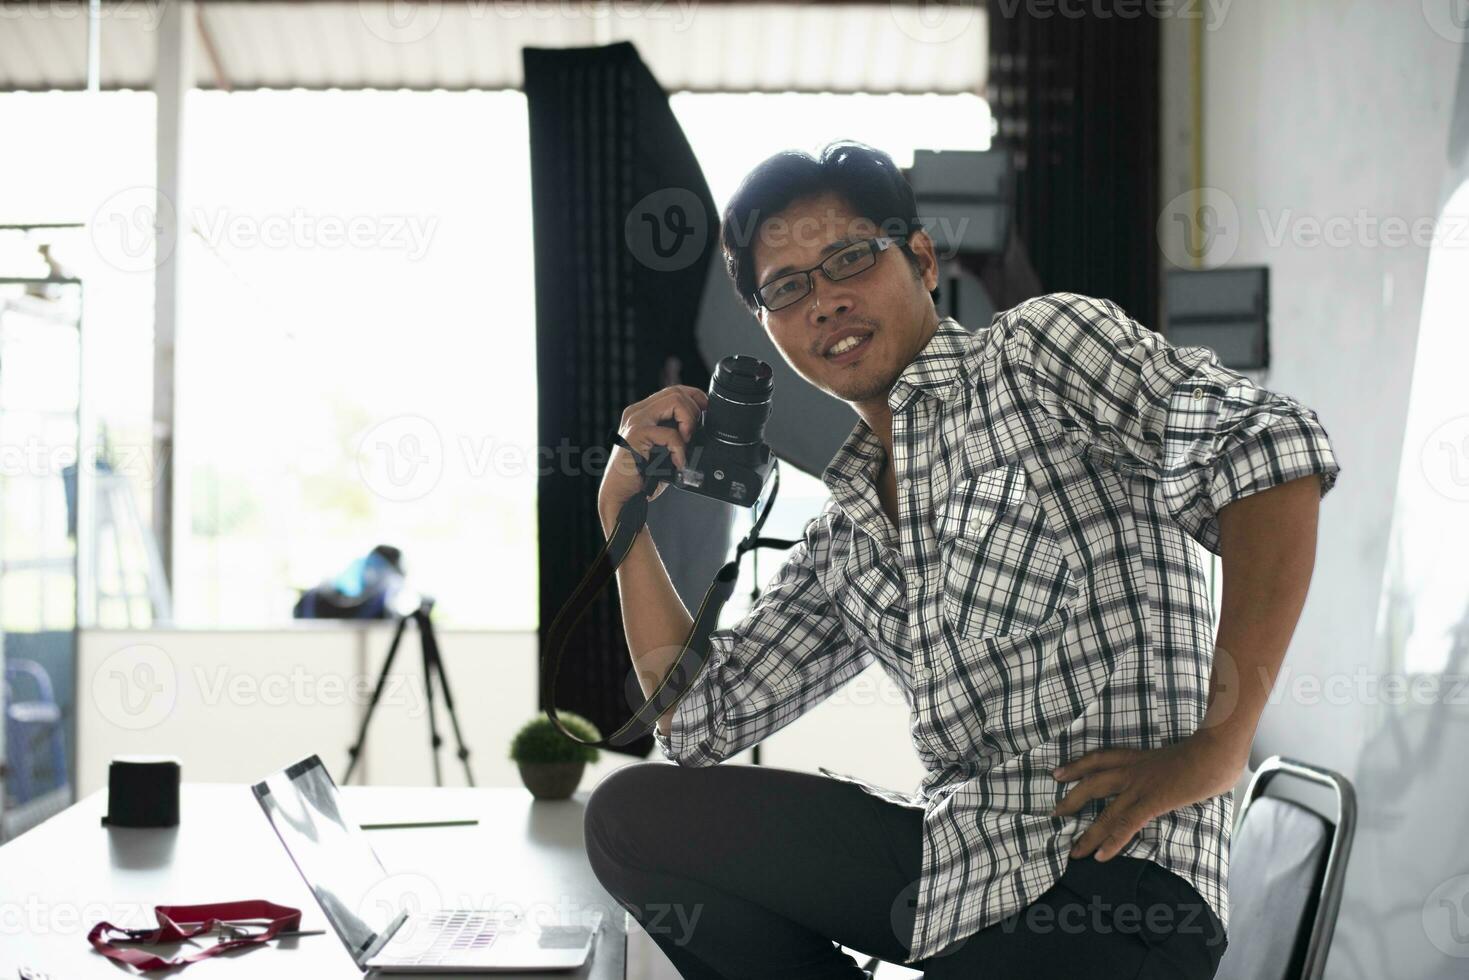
[910,230,940,291]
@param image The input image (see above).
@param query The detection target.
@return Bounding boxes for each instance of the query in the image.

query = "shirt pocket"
[934,463,1073,640]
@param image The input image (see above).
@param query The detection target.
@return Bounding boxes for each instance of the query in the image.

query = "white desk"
[0,783,628,978]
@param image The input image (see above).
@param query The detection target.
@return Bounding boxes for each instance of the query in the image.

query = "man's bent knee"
[583,763,677,872]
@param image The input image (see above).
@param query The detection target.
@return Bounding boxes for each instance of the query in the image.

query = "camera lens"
[705,355,773,447]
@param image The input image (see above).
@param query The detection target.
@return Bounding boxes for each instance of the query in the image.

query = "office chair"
[3,659,72,817]
[858,754,1357,980]
[1215,754,1357,980]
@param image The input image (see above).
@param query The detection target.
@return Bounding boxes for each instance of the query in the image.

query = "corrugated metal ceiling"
[0,1,986,94]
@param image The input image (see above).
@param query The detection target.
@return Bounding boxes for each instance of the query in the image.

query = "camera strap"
[87,900,302,972]
[539,431,800,748]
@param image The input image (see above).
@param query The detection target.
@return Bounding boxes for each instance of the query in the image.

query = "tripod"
[343,597,475,787]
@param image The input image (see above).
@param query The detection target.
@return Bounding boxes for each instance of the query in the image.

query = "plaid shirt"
[652,292,1341,963]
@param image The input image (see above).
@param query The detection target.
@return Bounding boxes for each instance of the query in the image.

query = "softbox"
[525,41,732,757]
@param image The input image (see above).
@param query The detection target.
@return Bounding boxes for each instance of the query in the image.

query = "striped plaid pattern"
[651,292,1341,963]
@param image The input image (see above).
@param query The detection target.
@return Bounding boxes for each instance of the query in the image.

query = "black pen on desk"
[359,818,480,830]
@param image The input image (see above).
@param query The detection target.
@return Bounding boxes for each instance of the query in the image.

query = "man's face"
[751,191,939,406]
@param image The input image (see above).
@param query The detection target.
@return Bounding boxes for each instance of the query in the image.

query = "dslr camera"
[643,355,777,509]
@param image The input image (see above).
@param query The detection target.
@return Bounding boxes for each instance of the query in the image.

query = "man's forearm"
[1201,473,1322,756]
[600,511,695,738]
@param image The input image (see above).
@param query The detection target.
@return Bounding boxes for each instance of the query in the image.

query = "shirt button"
[899,479,910,493]
[914,665,931,682]
[1192,386,1205,401]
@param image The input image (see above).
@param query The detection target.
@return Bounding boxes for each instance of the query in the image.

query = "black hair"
[719,140,939,317]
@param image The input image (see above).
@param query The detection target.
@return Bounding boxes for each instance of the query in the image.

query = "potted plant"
[510,711,601,800]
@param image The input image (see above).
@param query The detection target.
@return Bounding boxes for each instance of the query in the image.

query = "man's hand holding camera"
[598,385,709,536]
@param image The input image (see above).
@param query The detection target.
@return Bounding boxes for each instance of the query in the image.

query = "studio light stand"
[343,596,475,787]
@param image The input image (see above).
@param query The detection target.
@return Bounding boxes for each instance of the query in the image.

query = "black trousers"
[584,761,1228,980]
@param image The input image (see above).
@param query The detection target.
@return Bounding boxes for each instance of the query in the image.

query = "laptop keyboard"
[403,911,501,965]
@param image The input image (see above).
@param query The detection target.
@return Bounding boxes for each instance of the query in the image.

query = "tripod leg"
[417,610,445,787]
[344,614,412,784]
[420,612,475,787]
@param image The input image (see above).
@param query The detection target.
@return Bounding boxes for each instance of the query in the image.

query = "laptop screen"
[251,755,405,966]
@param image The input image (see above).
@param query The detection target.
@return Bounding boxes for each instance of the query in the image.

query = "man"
[584,141,1339,979]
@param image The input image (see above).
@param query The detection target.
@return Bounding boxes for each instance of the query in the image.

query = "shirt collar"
[894,315,978,398]
[819,315,982,494]
[821,412,884,491]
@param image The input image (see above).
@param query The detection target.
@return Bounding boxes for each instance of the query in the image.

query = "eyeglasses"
[755,236,906,312]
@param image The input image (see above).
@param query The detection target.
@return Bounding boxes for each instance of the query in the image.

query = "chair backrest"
[3,658,70,805]
[1215,755,1357,980]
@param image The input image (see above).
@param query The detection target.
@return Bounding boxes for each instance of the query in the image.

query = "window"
[2,88,992,630]
[1375,179,1469,675]
[176,90,536,629]
[176,89,992,629]
[0,91,158,630]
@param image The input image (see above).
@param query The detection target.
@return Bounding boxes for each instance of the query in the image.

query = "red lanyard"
[88,900,302,972]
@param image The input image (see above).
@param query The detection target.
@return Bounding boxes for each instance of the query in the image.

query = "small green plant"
[509,712,601,765]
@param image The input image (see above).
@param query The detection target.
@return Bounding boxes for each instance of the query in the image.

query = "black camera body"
[644,355,776,509]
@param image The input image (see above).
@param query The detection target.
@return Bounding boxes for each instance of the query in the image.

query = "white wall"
[1200,6,1457,764]
[76,627,922,799]
[1165,4,1469,978]
[78,626,523,795]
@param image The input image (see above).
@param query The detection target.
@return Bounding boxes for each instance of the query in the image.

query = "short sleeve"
[1001,292,1341,554]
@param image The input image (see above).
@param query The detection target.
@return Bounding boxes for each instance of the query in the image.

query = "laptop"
[251,755,603,973]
